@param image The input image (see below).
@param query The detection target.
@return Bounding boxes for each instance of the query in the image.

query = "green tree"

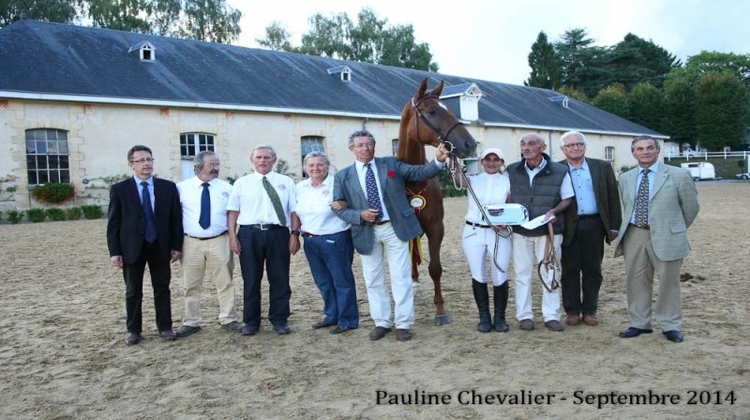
[602,33,680,91]
[554,28,608,96]
[693,72,749,150]
[663,74,696,146]
[525,31,561,89]
[592,83,629,119]
[1,0,78,27]
[681,51,750,86]
[258,7,438,71]
[628,82,667,132]
[84,0,241,42]
[557,86,589,103]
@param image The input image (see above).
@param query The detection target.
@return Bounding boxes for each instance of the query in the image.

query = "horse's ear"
[429,80,444,97]
[416,78,429,99]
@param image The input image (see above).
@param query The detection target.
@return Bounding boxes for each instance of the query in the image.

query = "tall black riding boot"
[493,282,510,332]
[472,279,492,333]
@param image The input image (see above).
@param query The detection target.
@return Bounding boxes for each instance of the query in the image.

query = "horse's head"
[401,78,477,159]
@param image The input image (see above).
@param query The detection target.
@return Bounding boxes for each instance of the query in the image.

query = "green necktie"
[262,176,286,226]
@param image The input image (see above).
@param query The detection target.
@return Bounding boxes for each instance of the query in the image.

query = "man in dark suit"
[332,129,448,342]
[559,131,622,327]
[614,135,699,343]
[107,145,184,346]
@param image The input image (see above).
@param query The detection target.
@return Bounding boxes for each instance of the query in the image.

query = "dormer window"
[441,83,483,122]
[327,65,351,82]
[548,95,569,109]
[128,41,156,62]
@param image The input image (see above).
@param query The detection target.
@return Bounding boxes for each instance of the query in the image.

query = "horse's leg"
[427,222,450,325]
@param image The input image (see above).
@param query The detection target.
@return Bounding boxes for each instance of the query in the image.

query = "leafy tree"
[602,33,680,90]
[681,51,750,86]
[693,72,748,149]
[592,83,629,119]
[84,0,241,42]
[1,0,78,27]
[628,82,667,132]
[258,7,438,71]
[663,74,696,145]
[554,28,608,96]
[256,21,294,52]
[525,31,561,89]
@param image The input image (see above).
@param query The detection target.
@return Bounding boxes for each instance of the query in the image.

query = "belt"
[629,223,650,230]
[466,221,491,228]
[244,224,286,231]
[185,231,227,240]
[577,214,600,220]
[374,220,390,226]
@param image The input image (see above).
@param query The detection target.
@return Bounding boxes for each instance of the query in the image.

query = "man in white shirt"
[175,151,243,338]
[227,145,301,336]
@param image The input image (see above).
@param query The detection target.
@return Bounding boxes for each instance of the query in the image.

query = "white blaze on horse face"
[438,102,448,111]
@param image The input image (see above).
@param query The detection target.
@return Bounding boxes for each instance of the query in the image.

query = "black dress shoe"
[242,325,259,336]
[619,327,653,338]
[175,325,201,338]
[273,324,291,335]
[663,330,684,342]
[330,325,355,335]
[312,321,336,329]
[124,333,141,346]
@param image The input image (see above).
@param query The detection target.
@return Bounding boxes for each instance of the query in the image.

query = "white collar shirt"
[177,176,232,237]
[226,171,297,226]
[354,159,391,221]
[295,175,350,235]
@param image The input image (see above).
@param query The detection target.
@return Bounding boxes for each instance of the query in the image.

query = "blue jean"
[303,230,359,328]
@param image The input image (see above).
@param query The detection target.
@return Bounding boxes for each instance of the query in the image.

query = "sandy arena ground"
[1,182,748,419]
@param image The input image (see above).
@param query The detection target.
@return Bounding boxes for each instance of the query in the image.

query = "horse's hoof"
[435,314,452,325]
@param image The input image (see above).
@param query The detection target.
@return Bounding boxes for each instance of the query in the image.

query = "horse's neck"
[397,135,427,165]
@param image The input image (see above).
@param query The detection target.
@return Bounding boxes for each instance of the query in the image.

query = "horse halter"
[411,95,464,153]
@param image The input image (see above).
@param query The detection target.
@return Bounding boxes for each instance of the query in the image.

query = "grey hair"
[303,151,330,167]
[251,144,277,159]
[193,150,217,173]
[348,130,376,148]
[560,131,586,146]
[631,135,660,152]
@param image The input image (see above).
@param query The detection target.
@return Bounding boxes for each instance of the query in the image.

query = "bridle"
[411,95,464,154]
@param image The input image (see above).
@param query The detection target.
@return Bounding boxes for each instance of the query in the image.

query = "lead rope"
[448,156,512,273]
[538,222,561,292]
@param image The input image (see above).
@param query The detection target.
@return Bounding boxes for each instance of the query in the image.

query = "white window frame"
[25,128,70,185]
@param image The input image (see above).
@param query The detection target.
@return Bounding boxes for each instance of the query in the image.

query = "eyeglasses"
[352,143,375,149]
[563,142,585,149]
[130,158,155,164]
[206,163,221,168]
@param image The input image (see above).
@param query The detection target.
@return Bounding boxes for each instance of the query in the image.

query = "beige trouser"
[180,234,238,327]
[622,226,683,331]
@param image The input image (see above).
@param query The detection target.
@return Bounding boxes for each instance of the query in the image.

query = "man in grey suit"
[332,129,449,342]
[560,131,622,327]
[614,135,699,343]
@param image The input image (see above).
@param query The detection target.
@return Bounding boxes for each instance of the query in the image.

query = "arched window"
[26,128,69,185]
[301,136,325,178]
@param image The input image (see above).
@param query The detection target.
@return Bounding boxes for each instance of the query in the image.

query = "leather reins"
[538,222,561,292]
[411,95,464,153]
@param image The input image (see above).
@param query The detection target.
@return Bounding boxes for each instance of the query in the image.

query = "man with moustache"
[107,145,183,345]
[614,135,699,343]
[227,145,301,336]
[507,133,574,332]
[559,131,622,327]
[175,151,243,338]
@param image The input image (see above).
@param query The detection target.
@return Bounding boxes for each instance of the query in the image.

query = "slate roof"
[0,20,661,137]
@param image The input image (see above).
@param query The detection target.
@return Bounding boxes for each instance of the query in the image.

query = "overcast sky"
[227,0,749,86]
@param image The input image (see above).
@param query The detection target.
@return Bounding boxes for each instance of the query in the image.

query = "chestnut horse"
[397,78,477,324]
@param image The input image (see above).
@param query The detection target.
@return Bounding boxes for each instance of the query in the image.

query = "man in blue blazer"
[107,145,184,346]
[614,136,699,343]
[333,130,448,342]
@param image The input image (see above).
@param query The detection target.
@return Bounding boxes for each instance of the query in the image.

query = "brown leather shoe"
[395,329,412,341]
[565,314,581,326]
[369,326,392,341]
[583,314,599,326]
[519,319,535,330]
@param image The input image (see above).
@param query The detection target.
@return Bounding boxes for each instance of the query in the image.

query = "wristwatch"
[291,229,301,236]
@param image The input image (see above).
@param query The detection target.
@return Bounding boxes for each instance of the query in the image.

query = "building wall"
[0,98,643,211]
